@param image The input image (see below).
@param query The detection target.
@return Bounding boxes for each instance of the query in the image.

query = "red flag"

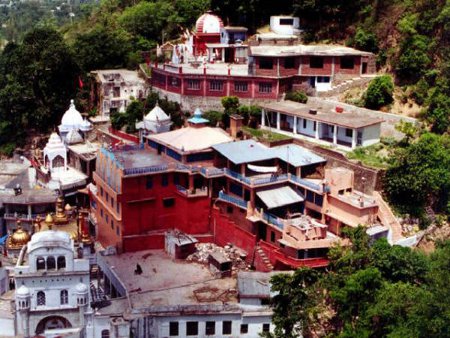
[78,76,84,89]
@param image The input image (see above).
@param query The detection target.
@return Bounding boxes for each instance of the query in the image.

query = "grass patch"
[242,126,291,142]
[347,143,389,169]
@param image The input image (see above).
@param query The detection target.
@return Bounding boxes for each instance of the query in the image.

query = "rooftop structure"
[260,100,384,149]
[135,103,172,138]
[91,69,147,117]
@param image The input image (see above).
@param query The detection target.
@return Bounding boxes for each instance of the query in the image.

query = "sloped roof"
[257,186,304,209]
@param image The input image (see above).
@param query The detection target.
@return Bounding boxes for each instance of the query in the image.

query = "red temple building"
[92,110,385,271]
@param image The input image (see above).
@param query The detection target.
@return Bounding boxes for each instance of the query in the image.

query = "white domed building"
[43,132,67,173]
[58,100,92,142]
[136,103,172,142]
[14,230,93,337]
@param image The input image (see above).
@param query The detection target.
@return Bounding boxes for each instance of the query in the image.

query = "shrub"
[285,90,308,103]
[364,75,394,110]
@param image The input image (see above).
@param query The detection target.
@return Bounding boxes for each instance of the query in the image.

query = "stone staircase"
[373,191,404,243]
[254,244,274,272]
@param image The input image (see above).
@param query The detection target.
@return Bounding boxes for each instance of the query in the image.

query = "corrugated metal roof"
[257,186,304,209]
[212,139,325,166]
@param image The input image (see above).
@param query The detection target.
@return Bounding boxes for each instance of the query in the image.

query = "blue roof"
[212,139,325,167]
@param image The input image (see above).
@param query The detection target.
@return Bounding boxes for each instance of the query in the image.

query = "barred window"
[234,81,248,92]
[187,79,200,90]
[209,80,224,91]
[258,82,272,93]
[60,290,68,305]
[37,291,46,306]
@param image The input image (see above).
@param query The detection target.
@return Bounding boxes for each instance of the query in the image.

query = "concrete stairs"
[254,244,274,272]
[373,191,404,243]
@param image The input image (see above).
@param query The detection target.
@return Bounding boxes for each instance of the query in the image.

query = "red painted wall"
[300,56,333,76]
[334,56,362,75]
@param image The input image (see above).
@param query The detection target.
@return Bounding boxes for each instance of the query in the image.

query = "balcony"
[217,191,248,209]
[3,213,47,221]
[176,185,208,198]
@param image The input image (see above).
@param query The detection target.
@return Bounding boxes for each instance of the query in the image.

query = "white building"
[94,249,275,338]
[91,69,147,118]
[269,16,301,36]
[14,230,92,337]
[58,100,93,143]
[260,100,384,149]
[135,103,172,142]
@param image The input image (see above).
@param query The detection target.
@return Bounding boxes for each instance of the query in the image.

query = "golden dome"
[64,203,72,211]
[10,226,31,246]
[45,213,54,224]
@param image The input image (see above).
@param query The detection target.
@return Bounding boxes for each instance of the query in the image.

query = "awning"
[248,164,278,173]
[257,186,304,209]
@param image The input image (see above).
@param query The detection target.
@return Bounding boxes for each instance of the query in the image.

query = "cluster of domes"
[58,99,92,134]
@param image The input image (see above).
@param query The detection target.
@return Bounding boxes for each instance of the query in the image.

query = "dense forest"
[0,0,448,219]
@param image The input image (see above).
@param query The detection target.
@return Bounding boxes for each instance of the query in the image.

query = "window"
[279,18,294,25]
[303,119,307,129]
[186,321,198,336]
[47,256,56,270]
[313,121,317,131]
[340,56,355,69]
[101,330,110,338]
[162,174,169,187]
[36,257,45,270]
[111,220,114,229]
[284,57,296,69]
[205,321,215,335]
[60,289,68,305]
[57,256,66,270]
[234,81,248,92]
[116,202,120,214]
[169,322,179,336]
[259,58,273,69]
[258,83,272,93]
[270,231,276,242]
[105,214,109,224]
[116,226,120,236]
[240,324,249,334]
[163,197,175,208]
[262,323,270,332]
[222,321,232,335]
[210,80,224,91]
[146,176,153,189]
[187,79,200,90]
[226,206,233,214]
[37,291,46,306]
[100,209,103,218]
[111,197,114,208]
[105,193,109,203]
[100,187,103,197]
[169,76,180,87]
[309,57,324,69]
[317,76,330,83]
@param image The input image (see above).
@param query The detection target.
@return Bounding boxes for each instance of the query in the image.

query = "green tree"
[203,110,223,127]
[285,90,308,104]
[384,133,450,216]
[268,268,319,338]
[364,75,394,110]
[73,26,132,71]
[221,96,240,114]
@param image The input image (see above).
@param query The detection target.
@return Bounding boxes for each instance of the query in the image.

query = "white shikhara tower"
[58,99,93,143]
[14,230,92,337]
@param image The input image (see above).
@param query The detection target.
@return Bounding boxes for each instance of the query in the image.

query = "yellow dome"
[45,213,54,224]
[10,226,31,246]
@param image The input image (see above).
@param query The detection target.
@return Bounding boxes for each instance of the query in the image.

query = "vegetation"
[346,144,389,169]
[363,75,394,110]
[285,90,308,104]
[268,227,450,337]
[242,126,291,142]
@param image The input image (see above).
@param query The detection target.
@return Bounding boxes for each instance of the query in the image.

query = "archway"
[35,316,72,335]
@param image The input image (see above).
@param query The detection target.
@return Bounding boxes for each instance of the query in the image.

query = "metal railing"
[218,191,247,209]
[289,174,322,192]
[3,213,47,220]
[263,212,284,230]
[124,164,169,176]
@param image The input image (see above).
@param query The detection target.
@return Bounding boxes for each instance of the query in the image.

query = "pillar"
[293,116,297,134]
[27,205,32,218]
[188,175,194,191]
[333,125,338,145]
[315,122,320,139]
[240,164,246,175]
[351,129,357,148]
[21,312,30,338]
[276,112,281,130]
[261,110,266,127]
